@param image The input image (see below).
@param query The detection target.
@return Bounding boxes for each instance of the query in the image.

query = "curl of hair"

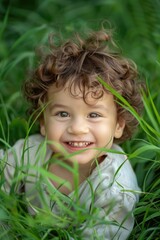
[23,29,145,142]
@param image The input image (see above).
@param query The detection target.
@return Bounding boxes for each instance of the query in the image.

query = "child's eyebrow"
[49,103,69,110]
[49,103,109,112]
[90,104,108,110]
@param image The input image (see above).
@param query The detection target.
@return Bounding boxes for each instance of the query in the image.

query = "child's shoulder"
[102,144,140,192]
[13,134,45,149]
[26,134,45,146]
[4,134,47,164]
[86,144,140,208]
[19,133,48,158]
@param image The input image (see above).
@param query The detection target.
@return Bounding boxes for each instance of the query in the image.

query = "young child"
[0,29,144,239]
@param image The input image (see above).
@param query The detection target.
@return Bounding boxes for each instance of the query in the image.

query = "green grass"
[0,0,160,239]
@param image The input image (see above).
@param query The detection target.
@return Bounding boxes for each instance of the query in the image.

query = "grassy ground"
[0,0,160,239]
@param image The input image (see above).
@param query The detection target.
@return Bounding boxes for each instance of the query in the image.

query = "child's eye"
[88,112,101,118]
[56,111,69,117]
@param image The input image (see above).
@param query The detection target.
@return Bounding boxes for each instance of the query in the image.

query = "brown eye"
[89,112,101,118]
[56,111,69,117]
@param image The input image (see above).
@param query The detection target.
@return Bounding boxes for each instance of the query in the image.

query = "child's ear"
[40,118,46,136]
[114,118,125,139]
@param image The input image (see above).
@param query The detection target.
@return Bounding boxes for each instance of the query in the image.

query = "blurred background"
[0,1,160,238]
[1,0,160,105]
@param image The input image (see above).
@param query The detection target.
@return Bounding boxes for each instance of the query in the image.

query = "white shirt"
[0,134,140,239]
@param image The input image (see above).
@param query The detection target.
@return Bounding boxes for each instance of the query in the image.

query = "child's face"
[40,84,125,166]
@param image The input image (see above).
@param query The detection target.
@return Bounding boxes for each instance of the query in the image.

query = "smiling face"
[40,83,125,167]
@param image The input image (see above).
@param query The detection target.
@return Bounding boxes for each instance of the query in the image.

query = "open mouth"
[68,141,91,147]
[64,141,93,150]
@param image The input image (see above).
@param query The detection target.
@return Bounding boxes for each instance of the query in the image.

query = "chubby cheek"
[93,126,113,147]
[46,122,70,153]
[47,124,62,141]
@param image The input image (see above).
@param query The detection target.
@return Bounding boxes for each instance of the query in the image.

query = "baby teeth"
[68,142,90,147]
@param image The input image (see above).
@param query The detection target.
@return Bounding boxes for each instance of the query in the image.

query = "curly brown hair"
[23,29,145,142]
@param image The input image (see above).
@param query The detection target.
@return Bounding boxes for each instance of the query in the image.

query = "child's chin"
[66,153,95,165]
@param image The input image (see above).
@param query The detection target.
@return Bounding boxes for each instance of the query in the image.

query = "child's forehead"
[47,83,91,100]
[47,81,101,97]
[47,82,113,105]
[48,75,105,97]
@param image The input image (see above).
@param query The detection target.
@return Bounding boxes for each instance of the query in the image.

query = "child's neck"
[48,162,88,195]
[48,155,105,195]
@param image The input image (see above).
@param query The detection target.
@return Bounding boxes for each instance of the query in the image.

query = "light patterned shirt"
[0,134,140,240]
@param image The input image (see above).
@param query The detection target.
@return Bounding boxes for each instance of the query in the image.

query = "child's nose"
[67,117,89,135]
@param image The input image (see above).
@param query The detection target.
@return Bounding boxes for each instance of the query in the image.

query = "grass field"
[0,0,160,239]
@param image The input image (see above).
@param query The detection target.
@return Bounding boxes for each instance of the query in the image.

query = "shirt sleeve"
[0,134,48,195]
[79,183,137,240]
[77,146,140,240]
[0,139,25,193]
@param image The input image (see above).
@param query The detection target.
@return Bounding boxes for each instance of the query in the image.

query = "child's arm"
[0,135,45,194]
[76,145,140,240]
[80,187,137,240]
